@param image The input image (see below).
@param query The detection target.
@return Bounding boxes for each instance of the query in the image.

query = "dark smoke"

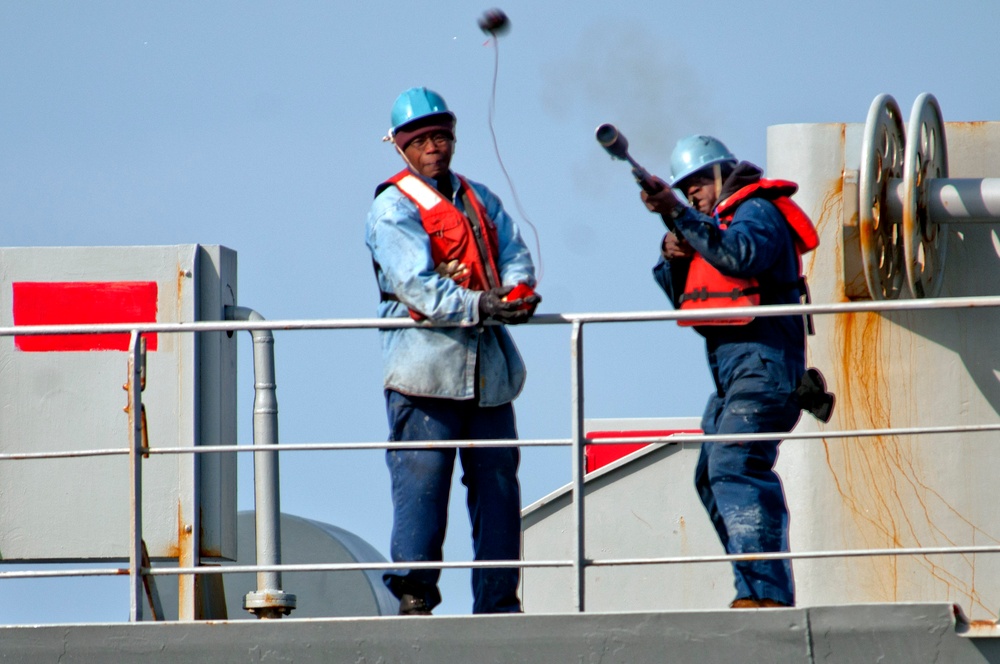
[541,23,721,192]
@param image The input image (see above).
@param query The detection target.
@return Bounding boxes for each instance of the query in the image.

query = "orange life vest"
[381,170,502,320]
[678,179,818,327]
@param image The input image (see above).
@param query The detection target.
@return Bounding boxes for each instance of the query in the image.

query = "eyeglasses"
[409,131,453,150]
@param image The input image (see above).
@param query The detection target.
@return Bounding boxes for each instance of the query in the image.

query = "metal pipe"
[11,417,1000,463]
[0,559,571,581]
[5,292,1000,336]
[156,559,564,575]
[0,568,135,580]
[15,531,1000,583]
[225,306,296,619]
[592,541,1000,566]
[6,412,1000,464]
[888,177,1000,223]
[127,331,144,622]
[570,320,586,612]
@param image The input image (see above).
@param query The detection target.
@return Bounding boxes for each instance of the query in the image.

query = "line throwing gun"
[595,123,680,235]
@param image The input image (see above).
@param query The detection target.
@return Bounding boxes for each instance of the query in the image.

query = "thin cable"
[485,35,544,284]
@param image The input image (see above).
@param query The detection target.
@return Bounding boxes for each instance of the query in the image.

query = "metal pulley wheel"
[902,93,949,298]
[859,94,907,300]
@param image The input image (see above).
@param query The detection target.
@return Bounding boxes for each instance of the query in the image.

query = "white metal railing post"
[570,319,586,612]
[127,330,144,622]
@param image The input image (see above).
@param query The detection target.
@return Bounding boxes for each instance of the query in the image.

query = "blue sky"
[2,0,998,620]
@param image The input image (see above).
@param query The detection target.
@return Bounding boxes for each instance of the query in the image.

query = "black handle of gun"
[631,165,662,195]
[634,170,679,234]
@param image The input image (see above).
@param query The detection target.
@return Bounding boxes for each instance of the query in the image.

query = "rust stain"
[177,500,194,562]
[176,500,198,620]
[971,620,997,627]
[804,177,844,295]
[176,266,186,297]
[162,500,190,560]
[825,311,999,617]
[813,179,842,243]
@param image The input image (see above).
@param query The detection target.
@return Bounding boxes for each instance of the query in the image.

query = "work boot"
[730,598,760,609]
[730,597,791,609]
[758,598,791,608]
[398,593,432,616]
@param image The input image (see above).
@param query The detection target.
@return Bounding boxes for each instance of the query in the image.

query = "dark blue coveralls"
[653,163,804,606]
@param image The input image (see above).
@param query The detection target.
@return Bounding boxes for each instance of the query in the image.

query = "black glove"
[479,286,535,325]
[796,367,836,423]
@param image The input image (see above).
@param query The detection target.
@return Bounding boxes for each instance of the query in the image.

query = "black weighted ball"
[478,8,510,35]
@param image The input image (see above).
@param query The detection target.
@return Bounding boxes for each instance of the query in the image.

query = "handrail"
[3,292,1000,339]
[10,417,1000,463]
[14,539,1000,580]
[3,294,1000,620]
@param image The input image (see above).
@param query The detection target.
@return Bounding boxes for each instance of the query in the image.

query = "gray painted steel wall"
[0,245,238,562]
[522,423,733,612]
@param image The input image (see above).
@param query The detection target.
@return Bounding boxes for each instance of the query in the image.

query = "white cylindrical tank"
[154,512,397,619]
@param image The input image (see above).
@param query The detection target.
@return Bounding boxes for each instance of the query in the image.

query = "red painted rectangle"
[13,281,159,352]
[585,429,701,473]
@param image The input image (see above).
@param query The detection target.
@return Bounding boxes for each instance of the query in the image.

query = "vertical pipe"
[570,320,586,612]
[226,306,295,619]
[249,317,281,594]
[127,330,144,622]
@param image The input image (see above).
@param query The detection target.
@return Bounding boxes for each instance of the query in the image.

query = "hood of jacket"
[716,161,763,205]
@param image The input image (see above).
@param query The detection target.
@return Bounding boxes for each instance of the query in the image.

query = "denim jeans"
[382,389,522,614]
[696,342,803,606]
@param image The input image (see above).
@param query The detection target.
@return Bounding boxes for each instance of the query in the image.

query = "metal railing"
[4,294,1000,621]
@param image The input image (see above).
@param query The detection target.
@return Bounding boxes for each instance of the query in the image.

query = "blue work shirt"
[365,170,536,407]
[652,196,806,362]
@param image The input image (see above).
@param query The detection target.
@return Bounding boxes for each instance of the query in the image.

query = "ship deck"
[5,603,1000,663]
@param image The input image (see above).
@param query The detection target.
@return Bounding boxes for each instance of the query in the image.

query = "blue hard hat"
[389,87,456,135]
[669,135,737,186]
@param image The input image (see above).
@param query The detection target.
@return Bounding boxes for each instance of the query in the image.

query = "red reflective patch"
[13,282,158,352]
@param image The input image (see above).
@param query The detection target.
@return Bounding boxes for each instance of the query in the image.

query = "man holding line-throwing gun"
[597,125,834,609]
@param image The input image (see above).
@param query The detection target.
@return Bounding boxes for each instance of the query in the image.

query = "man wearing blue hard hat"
[365,87,540,615]
[640,134,826,609]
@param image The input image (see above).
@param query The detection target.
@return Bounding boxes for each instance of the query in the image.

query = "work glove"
[661,232,695,261]
[640,175,682,215]
[796,367,836,423]
[478,285,541,325]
